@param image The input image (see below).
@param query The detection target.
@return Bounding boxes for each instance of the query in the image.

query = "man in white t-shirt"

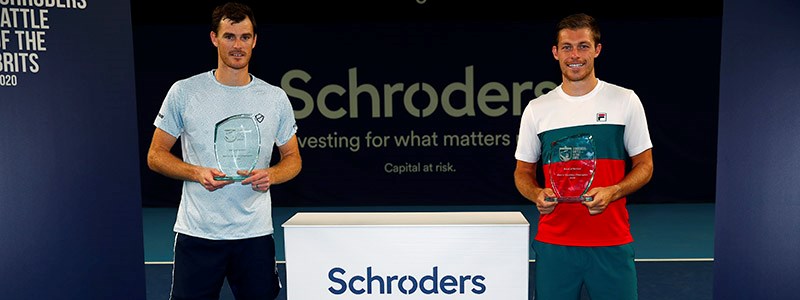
[147,2,301,299]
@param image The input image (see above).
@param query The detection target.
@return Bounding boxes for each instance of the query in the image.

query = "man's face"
[211,17,256,70]
[552,28,601,82]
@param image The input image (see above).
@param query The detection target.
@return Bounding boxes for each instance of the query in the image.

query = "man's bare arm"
[514,160,557,214]
[147,128,230,191]
[584,148,653,213]
[266,135,302,185]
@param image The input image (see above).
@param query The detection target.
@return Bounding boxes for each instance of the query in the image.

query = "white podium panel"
[282,211,529,299]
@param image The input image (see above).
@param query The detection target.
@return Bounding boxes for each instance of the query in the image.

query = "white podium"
[282,211,529,299]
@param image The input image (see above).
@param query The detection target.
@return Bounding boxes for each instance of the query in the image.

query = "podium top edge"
[281,211,530,227]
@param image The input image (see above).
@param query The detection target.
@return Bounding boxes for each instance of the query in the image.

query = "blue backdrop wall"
[714,0,800,298]
[0,1,145,299]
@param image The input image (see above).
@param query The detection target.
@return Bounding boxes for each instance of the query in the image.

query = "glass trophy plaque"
[213,114,261,181]
[544,134,596,202]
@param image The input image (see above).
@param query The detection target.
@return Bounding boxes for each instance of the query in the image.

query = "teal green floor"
[142,203,715,263]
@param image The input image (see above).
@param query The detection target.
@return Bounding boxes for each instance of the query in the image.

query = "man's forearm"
[267,153,301,185]
[612,150,654,200]
[148,149,198,182]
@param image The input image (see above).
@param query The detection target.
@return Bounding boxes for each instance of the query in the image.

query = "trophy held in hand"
[213,114,261,181]
[544,134,596,202]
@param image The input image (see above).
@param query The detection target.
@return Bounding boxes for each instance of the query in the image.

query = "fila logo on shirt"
[596,112,607,122]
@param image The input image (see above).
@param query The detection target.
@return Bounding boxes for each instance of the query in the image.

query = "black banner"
[134,1,722,207]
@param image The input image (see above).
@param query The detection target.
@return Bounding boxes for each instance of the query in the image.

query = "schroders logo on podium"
[327,266,487,296]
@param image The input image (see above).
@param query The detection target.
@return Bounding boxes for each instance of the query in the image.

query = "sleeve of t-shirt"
[275,89,298,146]
[153,81,185,138]
[515,102,542,163]
[623,91,653,156]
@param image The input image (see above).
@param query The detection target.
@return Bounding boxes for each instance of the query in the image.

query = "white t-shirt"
[154,70,297,240]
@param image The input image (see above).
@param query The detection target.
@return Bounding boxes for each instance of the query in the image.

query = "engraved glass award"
[213,114,261,181]
[544,134,596,202]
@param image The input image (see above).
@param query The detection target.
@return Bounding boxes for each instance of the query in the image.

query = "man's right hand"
[198,167,233,192]
[535,188,558,214]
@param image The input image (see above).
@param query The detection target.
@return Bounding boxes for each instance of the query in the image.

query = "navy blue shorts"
[170,233,281,300]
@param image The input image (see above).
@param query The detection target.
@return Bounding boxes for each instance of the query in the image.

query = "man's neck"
[214,66,251,86]
[561,76,598,97]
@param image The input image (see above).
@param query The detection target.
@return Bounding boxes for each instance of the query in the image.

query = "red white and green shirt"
[515,80,652,246]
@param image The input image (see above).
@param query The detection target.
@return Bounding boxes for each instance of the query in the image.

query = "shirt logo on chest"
[596,112,607,122]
